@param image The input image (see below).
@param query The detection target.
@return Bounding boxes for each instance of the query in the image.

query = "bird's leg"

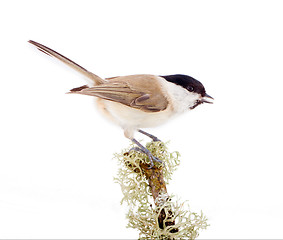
[131,138,163,168]
[138,129,161,142]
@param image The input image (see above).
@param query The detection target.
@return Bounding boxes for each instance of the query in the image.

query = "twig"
[139,162,178,233]
[115,141,208,239]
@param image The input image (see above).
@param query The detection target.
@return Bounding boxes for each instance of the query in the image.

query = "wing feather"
[69,75,168,112]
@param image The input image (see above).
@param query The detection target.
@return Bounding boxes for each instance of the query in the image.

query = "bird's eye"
[188,86,194,92]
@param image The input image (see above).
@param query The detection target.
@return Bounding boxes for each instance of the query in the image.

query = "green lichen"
[114,141,208,239]
[127,197,208,239]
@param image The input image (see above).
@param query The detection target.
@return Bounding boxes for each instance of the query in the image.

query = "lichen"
[114,141,208,239]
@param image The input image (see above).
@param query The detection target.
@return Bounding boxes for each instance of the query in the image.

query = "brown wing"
[28,40,105,85]
[69,74,169,112]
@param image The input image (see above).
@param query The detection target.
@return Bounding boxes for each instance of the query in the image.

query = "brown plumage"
[28,40,105,85]
[29,40,168,113]
[69,75,168,112]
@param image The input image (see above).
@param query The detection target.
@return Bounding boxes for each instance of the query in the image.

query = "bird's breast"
[96,99,173,129]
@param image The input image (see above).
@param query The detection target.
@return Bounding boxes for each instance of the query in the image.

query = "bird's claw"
[129,147,163,168]
[129,147,143,153]
[147,155,164,169]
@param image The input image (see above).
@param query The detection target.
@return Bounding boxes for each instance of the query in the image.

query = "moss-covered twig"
[139,157,177,232]
[114,141,208,239]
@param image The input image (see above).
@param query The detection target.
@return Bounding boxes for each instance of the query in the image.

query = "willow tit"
[29,40,213,167]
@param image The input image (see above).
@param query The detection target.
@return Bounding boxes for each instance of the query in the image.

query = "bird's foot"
[129,145,163,169]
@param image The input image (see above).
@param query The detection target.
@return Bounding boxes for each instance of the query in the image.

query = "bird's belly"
[97,100,173,129]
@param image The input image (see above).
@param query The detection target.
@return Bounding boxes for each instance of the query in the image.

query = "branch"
[139,161,178,233]
[114,141,208,239]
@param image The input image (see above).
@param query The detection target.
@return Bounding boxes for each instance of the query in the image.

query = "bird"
[28,40,213,167]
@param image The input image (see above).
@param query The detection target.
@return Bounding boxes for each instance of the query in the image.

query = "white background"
[1,0,283,239]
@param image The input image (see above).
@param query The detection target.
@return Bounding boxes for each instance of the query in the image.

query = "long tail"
[28,40,105,85]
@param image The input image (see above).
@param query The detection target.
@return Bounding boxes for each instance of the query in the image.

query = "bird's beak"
[202,93,214,104]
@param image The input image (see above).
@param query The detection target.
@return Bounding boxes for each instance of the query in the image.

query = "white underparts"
[95,76,201,139]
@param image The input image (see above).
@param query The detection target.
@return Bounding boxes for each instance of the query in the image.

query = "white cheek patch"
[158,77,200,113]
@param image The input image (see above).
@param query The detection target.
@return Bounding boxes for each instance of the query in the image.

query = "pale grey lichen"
[114,141,208,239]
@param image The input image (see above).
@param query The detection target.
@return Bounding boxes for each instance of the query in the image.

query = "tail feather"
[28,40,105,85]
